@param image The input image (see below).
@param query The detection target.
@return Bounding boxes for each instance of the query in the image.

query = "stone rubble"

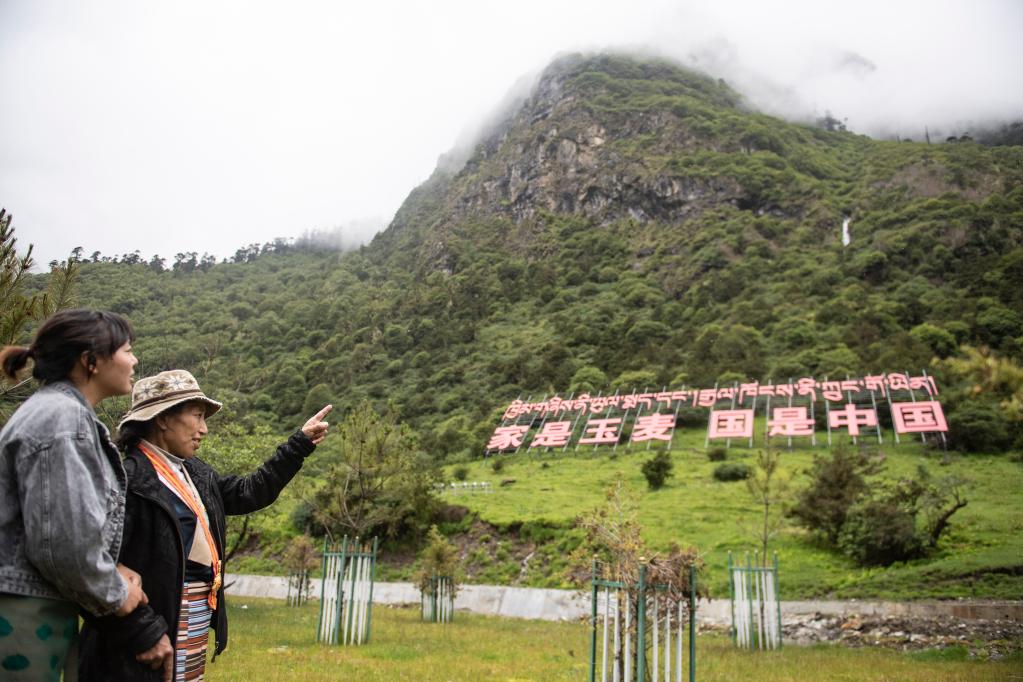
[758,612,1023,660]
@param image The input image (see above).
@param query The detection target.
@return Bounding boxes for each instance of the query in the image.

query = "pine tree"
[0,208,80,423]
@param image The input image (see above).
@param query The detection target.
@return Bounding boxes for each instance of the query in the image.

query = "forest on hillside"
[5,55,1023,597]
[17,55,1022,460]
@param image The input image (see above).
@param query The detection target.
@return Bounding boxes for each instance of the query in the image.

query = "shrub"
[836,470,968,567]
[491,457,505,473]
[641,450,674,490]
[947,402,1011,452]
[289,499,316,533]
[713,462,751,482]
[837,498,924,566]
[788,445,882,544]
[414,525,461,597]
[707,446,728,462]
[453,465,469,481]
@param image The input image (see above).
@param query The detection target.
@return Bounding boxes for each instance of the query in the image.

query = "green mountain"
[64,52,1022,450]
[26,53,1023,597]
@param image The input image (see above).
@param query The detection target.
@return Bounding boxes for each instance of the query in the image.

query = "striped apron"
[174,582,213,681]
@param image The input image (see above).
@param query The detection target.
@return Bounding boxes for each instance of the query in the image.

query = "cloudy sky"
[2,0,1021,267]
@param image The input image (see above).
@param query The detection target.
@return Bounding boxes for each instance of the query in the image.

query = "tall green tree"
[1,209,80,423]
[1,208,78,345]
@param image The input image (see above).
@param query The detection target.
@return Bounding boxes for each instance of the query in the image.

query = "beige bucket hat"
[118,369,222,429]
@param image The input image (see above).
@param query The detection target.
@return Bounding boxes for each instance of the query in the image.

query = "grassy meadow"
[439,426,1023,600]
[206,599,1022,681]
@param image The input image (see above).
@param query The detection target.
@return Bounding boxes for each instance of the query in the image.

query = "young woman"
[0,309,148,680]
[77,369,331,681]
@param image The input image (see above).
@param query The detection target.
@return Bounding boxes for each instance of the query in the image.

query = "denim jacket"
[0,380,128,616]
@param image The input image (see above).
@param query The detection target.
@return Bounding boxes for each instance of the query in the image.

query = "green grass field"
[441,430,1023,600]
[207,599,1022,681]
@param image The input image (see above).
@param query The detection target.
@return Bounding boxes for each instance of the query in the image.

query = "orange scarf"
[139,442,222,609]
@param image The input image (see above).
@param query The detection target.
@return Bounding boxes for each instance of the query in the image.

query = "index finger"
[311,405,333,421]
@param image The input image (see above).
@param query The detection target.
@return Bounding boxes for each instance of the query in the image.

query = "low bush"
[712,462,750,481]
[707,446,728,461]
[641,450,674,489]
[837,498,924,566]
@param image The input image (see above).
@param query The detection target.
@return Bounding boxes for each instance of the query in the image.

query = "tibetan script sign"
[486,372,947,454]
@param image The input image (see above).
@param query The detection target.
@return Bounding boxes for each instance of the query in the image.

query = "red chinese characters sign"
[486,372,947,453]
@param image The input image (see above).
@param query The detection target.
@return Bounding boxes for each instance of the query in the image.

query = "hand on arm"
[115,564,149,616]
[301,405,332,445]
[135,633,173,681]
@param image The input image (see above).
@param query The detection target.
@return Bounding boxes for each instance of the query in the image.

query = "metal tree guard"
[421,575,455,623]
[316,536,377,645]
[589,560,697,682]
[729,551,782,650]
[286,568,311,606]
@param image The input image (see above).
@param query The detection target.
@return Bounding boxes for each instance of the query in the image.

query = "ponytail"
[0,346,32,383]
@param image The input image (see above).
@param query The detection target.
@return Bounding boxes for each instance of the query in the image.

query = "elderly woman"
[77,370,331,681]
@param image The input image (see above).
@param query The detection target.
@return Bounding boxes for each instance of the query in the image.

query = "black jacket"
[77,431,315,681]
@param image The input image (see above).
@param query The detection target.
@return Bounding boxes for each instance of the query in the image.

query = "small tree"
[788,445,882,544]
[838,467,968,566]
[569,475,645,583]
[282,535,319,603]
[414,525,460,597]
[570,475,704,604]
[312,402,438,540]
[741,449,788,564]
[641,450,673,490]
[283,534,320,573]
[791,444,969,567]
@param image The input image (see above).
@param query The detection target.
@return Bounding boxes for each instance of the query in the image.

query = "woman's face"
[92,342,138,399]
[157,402,208,459]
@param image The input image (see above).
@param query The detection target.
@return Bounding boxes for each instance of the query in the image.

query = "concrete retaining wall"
[224,574,1022,623]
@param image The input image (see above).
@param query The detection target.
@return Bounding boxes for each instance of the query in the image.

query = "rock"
[841,617,863,631]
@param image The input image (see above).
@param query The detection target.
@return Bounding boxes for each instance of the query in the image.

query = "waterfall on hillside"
[842,216,851,247]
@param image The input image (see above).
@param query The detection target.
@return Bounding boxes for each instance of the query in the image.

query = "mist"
[1,0,1020,267]
[294,217,386,253]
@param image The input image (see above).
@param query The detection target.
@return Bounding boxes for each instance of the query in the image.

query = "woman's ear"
[77,350,98,376]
